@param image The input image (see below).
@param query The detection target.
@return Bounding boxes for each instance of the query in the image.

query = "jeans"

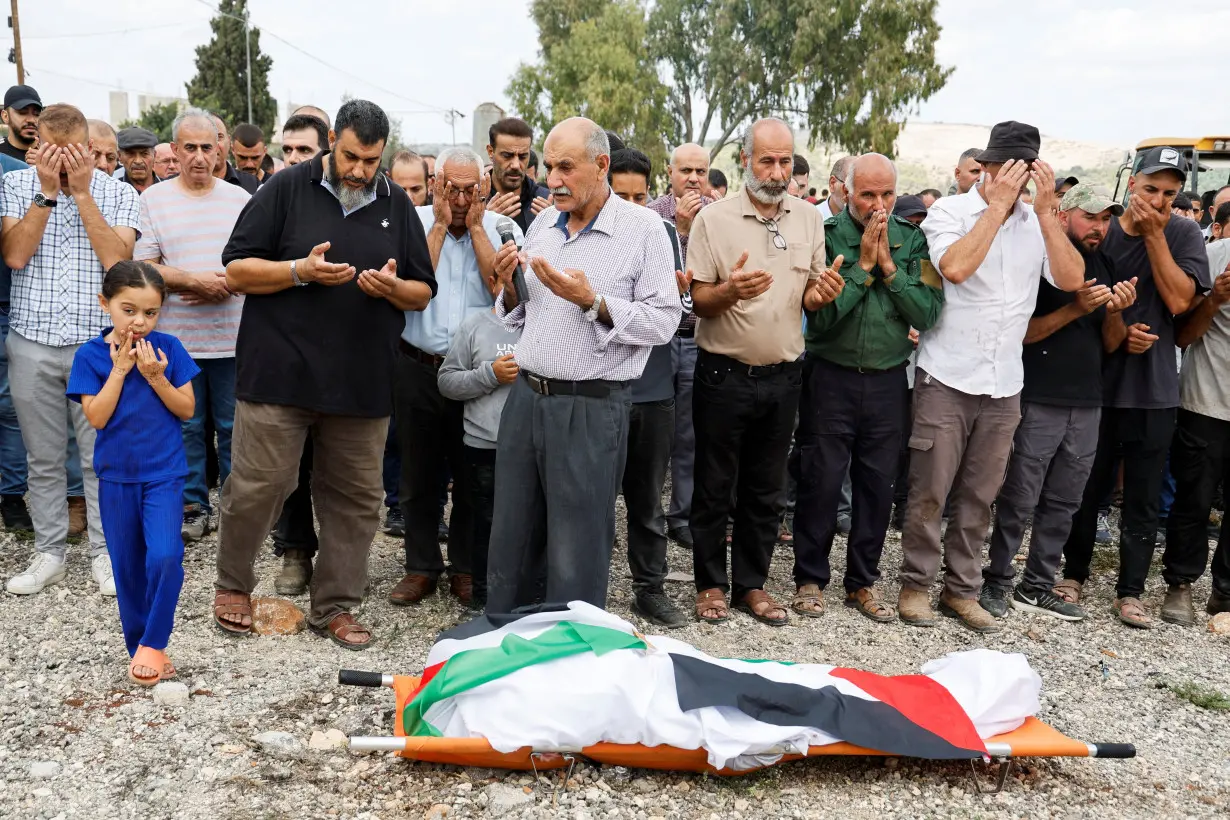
[665,335,697,531]
[182,357,236,514]
[1163,409,1230,595]
[0,306,27,496]
[623,399,674,592]
[691,351,801,598]
[1063,407,1176,599]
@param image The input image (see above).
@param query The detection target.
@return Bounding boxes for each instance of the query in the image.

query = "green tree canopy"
[118,101,180,143]
[185,0,276,135]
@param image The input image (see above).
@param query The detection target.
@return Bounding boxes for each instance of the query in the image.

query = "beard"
[744,165,788,205]
[327,152,378,211]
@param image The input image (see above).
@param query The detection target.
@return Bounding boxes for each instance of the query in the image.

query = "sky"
[8,0,1229,150]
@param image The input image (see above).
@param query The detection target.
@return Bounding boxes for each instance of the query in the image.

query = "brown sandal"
[791,584,825,618]
[1113,597,1153,629]
[737,589,789,627]
[213,590,252,635]
[695,588,730,623]
[310,612,373,650]
[845,587,895,623]
[1053,579,1082,605]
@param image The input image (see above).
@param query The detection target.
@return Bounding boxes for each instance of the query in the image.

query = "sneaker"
[91,554,117,597]
[1095,512,1113,545]
[978,585,1010,619]
[6,553,66,595]
[836,514,851,535]
[0,495,33,532]
[382,506,405,538]
[67,496,87,538]
[181,507,211,542]
[667,526,694,549]
[1011,585,1086,621]
[632,589,688,629]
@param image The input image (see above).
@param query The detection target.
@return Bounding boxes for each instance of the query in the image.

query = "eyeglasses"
[763,218,787,250]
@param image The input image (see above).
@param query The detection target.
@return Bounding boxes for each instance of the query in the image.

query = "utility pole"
[443,108,465,146]
[243,6,252,123]
[9,0,23,84]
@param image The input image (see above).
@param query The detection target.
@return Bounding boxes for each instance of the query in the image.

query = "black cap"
[893,195,928,218]
[975,121,1041,165]
[1054,176,1079,193]
[117,127,158,151]
[1135,146,1187,184]
[3,84,42,111]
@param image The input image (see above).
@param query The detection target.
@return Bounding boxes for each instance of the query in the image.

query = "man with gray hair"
[686,117,844,626]
[487,116,681,613]
[132,108,251,542]
[818,155,853,220]
[388,145,523,609]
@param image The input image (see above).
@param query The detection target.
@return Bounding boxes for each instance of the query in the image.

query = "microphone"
[495,217,530,304]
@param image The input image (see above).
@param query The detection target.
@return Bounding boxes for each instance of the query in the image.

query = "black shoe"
[890,504,905,531]
[667,526,694,548]
[632,589,687,629]
[978,585,1010,619]
[836,514,851,535]
[383,506,405,538]
[1155,517,1168,545]
[1012,585,1087,621]
[0,495,32,532]
[437,518,449,542]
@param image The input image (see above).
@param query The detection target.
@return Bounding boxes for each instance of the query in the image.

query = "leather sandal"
[129,646,168,687]
[1053,579,1082,605]
[695,588,729,623]
[310,612,373,650]
[737,589,789,627]
[213,590,252,635]
[791,583,825,618]
[1113,597,1153,629]
[845,587,895,623]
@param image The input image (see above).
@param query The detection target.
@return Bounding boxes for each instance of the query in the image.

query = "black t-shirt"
[0,139,29,161]
[222,154,436,417]
[1101,215,1211,409]
[223,162,261,195]
[1022,247,1113,407]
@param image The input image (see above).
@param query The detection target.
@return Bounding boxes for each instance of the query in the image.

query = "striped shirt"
[134,178,250,358]
[1,168,140,346]
[496,188,681,381]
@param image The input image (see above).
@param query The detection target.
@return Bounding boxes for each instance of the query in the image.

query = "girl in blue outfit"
[67,261,198,686]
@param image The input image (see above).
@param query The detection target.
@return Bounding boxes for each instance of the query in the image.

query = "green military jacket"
[805,208,944,371]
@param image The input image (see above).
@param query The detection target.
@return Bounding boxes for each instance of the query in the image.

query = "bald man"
[648,142,713,548]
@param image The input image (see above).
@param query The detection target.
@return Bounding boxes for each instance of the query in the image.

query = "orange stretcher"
[338,670,1135,782]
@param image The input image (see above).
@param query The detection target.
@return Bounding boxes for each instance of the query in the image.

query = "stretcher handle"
[1090,743,1136,759]
[338,670,388,688]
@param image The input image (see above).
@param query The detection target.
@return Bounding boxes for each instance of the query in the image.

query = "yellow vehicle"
[1115,137,1230,206]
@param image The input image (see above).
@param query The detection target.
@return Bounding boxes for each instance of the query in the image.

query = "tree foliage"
[507,0,676,174]
[185,0,276,134]
[118,101,180,143]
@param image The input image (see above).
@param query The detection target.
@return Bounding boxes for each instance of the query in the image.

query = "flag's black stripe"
[670,654,984,760]
[437,602,574,642]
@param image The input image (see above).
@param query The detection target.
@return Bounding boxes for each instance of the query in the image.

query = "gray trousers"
[899,370,1021,599]
[486,376,631,612]
[666,336,697,531]
[623,399,674,592]
[985,402,1100,594]
[6,331,105,558]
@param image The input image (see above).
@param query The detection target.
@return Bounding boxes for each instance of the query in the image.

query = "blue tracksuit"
[68,329,199,655]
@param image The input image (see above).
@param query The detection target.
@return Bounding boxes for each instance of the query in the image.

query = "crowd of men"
[1,79,1227,648]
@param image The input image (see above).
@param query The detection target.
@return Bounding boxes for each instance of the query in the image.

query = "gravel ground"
[1,497,1228,820]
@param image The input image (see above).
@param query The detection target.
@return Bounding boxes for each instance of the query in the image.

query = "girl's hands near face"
[134,339,169,382]
[109,328,136,375]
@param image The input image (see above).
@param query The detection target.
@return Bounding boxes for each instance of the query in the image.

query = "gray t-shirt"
[1180,239,1230,421]
[438,310,522,449]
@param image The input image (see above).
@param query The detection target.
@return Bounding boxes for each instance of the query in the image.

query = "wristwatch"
[33,193,57,209]
[290,258,308,287]
[583,294,604,322]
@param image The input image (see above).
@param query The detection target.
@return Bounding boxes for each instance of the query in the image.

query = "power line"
[24,22,200,40]
[25,65,179,98]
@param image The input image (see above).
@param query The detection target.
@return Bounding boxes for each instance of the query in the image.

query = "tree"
[647,0,950,159]
[506,0,677,175]
[118,101,180,143]
[185,0,276,134]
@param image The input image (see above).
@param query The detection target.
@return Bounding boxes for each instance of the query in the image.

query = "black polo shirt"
[222,162,260,195]
[222,154,435,417]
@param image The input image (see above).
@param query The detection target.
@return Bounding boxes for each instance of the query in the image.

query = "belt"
[522,371,624,398]
[400,340,445,369]
[699,350,803,378]
[675,327,695,339]
[821,358,909,375]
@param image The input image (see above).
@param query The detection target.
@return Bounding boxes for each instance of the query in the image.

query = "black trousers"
[272,438,317,556]
[461,445,497,604]
[691,350,801,598]
[486,377,631,613]
[1164,409,1230,595]
[792,358,907,593]
[893,388,914,509]
[1063,407,1175,599]
[395,353,470,578]
[622,398,674,593]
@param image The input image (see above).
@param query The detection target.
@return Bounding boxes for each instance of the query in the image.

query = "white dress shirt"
[918,190,1053,398]
[817,198,835,221]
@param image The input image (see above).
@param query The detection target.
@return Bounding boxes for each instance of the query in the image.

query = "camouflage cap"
[1060,183,1124,216]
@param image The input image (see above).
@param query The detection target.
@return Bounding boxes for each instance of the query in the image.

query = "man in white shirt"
[897,121,1085,632]
[816,156,852,220]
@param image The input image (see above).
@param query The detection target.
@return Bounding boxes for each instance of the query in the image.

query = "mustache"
[550,185,571,197]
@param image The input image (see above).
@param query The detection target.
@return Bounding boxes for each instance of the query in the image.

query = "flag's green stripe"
[403,621,647,737]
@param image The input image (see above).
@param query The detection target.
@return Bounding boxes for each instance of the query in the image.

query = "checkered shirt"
[647,193,711,335]
[496,190,682,381]
[1,169,140,346]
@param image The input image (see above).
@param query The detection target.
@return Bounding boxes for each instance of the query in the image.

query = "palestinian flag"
[403,603,1039,769]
